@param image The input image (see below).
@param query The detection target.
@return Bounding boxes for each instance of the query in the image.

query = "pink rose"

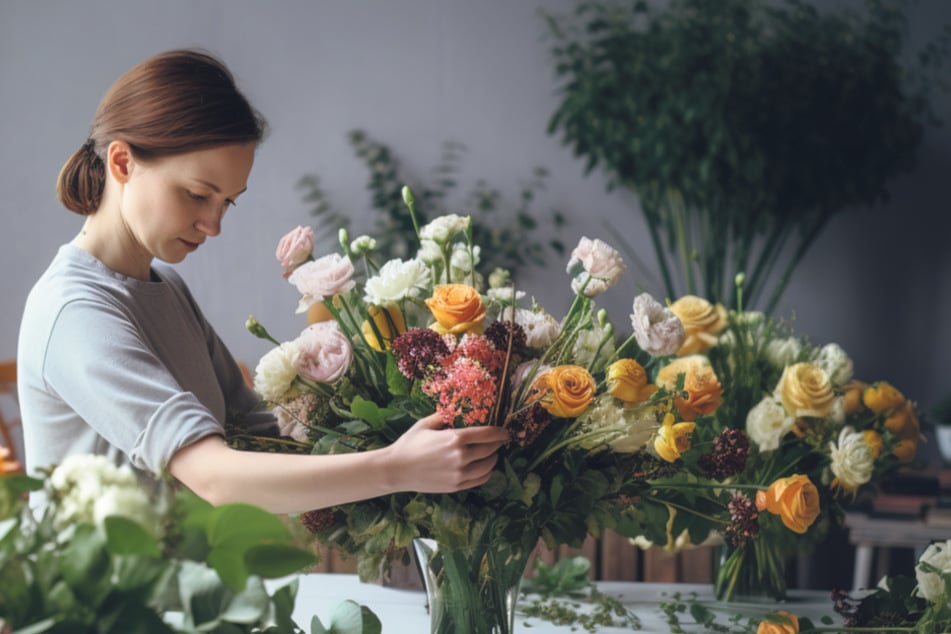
[567,237,625,297]
[276,225,315,276]
[294,321,353,384]
[288,254,355,313]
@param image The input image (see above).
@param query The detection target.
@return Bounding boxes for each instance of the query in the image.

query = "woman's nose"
[194,205,224,236]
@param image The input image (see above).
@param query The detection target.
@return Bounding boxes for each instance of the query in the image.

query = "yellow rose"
[606,359,657,403]
[668,295,728,356]
[757,610,799,634]
[361,304,407,352]
[653,411,696,462]
[893,438,918,463]
[656,355,723,420]
[425,284,486,335]
[760,474,820,534]
[778,363,834,418]
[862,381,905,414]
[862,430,884,458]
[534,365,596,418]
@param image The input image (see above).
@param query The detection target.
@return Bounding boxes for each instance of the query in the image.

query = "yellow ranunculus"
[606,358,657,403]
[425,284,486,335]
[778,362,834,419]
[533,365,596,418]
[655,355,722,420]
[757,610,799,634]
[862,430,884,458]
[360,304,407,352]
[759,474,820,534]
[842,380,868,415]
[668,295,728,356]
[653,411,696,462]
[892,438,918,463]
[862,381,905,414]
[885,402,920,439]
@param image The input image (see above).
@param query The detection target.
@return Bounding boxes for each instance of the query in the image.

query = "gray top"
[17,244,275,485]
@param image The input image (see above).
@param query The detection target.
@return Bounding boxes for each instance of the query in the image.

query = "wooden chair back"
[0,360,21,462]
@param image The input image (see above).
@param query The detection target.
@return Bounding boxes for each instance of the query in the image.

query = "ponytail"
[56,140,105,216]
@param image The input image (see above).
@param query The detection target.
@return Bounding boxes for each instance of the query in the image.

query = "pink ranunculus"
[566,237,625,297]
[276,225,315,276]
[288,254,355,313]
[294,321,353,384]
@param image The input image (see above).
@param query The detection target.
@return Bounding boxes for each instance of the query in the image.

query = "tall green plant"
[544,0,950,312]
[298,129,567,277]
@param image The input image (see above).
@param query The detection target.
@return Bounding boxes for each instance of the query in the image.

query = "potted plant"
[544,0,950,312]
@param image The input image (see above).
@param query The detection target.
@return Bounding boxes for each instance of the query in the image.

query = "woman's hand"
[381,413,509,493]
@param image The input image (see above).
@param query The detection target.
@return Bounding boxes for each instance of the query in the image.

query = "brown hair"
[57,49,268,215]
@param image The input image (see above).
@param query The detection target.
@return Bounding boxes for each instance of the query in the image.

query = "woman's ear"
[106,140,134,184]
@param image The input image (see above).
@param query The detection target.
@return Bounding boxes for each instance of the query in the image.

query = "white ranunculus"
[745,396,795,452]
[253,342,301,402]
[765,337,803,368]
[566,237,625,297]
[629,293,685,357]
[514,308,560,348]
[363,258,430,305]
[419,214,470,243]
[916,540,951,606]
[814,343,854,385]
[829,426,874,492]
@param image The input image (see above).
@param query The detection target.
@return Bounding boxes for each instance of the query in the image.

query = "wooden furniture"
[0,360,20,462]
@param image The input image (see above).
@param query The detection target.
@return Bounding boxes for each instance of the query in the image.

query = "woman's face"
[119,143,255,265]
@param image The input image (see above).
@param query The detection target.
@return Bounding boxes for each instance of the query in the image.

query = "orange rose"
[757,610,799,634]
[862,381,905,414]
[668,295,728,356]
[778,363,834,419]
[606,359,657,403]
[656,355,723,420]
[760,474,820,534]
[425,284,486,335]
[361,304,407,351]
[653,411,696,462]
[534,365,596,418]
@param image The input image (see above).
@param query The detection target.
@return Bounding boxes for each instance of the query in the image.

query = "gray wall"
[2,1,949,437]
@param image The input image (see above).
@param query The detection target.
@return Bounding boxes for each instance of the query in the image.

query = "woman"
[17,49,507,513]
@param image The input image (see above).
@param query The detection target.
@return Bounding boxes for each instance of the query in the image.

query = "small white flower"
[363,258,430,305]
[450,243,480,273]
[93,486,155,531]
[916,540,951,606]
[814,343,854,385]
[514,308,560,348]
[349,235,377,255]
[765,337,803,368]
[253,342,301,402]
[419,214,470,243]
[486,287,526,305]
[829,426,874,492]
[629,293,685,356]
[745,396,794,452]
[417,239,443,265]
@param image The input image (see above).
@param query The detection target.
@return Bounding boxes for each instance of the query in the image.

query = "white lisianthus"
[253,342,301,402]
[567,237,625,297]
[814,343,854,385]
[450,243,480,273]
[765,337,803,368]
[363,258,430,305]
[349,235,377,256]
[745,396,795,452]
[417,239,443,264]
[916,540,951,606]
[514,308,560,348]
[629,293,685,356]
[419,214,470,243]
[829,426,874,493]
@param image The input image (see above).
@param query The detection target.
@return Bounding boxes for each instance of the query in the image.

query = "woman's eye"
[187,191,208,202]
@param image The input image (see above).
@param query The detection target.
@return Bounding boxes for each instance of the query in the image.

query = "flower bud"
[402,185,415,208]
[338,228,351,256]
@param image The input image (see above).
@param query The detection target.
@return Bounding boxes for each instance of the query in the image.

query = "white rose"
[419,214,470,243]
[829,426,874,492]
[916,540,951,606]
[288,254,355,313]
[765,337,803,368]
[814,343,854,385]
[253,342,301,402]
[629,293,685,356]
[514,308,560,348]
[363,258,430,305]
[745,396,795,452]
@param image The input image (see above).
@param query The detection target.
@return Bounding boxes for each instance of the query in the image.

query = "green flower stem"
[650,482,767,493]
[658,499,729,526]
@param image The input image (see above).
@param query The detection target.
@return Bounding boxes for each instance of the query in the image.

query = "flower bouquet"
[247,187,691,633]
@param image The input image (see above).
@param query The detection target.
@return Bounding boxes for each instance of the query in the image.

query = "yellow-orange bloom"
[534,365,596,418]
[863,430,884,458]
[655,355,723,420]
[862,381,905,414]
[778,363,835,419]
[668,295,728,356]
[884,402,920,440]
[0,446,22,475]
[361,304,407,351]
[842,380,868,415]
[760,474,820,534]
[892,438,918,463]
[757,610,799,634]
[606,359,657,403]
[653,411,696,462]
[425,284,486,335]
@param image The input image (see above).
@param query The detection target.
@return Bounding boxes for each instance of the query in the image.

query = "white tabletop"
[274,573,842,633]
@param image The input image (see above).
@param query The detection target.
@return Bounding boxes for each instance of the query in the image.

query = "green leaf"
[350,396,399,428]
[311,600,382,634]
[204,503,295,592]
[385,352,411,396]
[176,559,231,628]
[60,523,112,607]
[218,575,270,624]
[244,543,316,579]
[104,515,161,558]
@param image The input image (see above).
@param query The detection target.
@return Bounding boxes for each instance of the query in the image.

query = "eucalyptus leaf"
[104,515,161,558]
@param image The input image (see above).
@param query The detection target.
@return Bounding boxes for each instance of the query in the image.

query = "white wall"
[1,1,949,435]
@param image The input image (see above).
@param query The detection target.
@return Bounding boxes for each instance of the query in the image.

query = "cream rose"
[668,295,728,355]
[746,396,794,452]
[775,362,835,418]
[916,539,951,606]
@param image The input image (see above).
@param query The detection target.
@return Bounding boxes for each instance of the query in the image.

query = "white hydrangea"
[814,343,854,385]
[765,337,803,368]
[363,258,430,305]
[253,342,301,402]
[47,454,153,530]
[745,396,795,452]
[829,426,874,492]
[419,214,470,243]
[916,540,951,606]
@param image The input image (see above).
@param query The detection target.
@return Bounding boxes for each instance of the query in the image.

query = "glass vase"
[413,535,533,634]
[714,538,788,602]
